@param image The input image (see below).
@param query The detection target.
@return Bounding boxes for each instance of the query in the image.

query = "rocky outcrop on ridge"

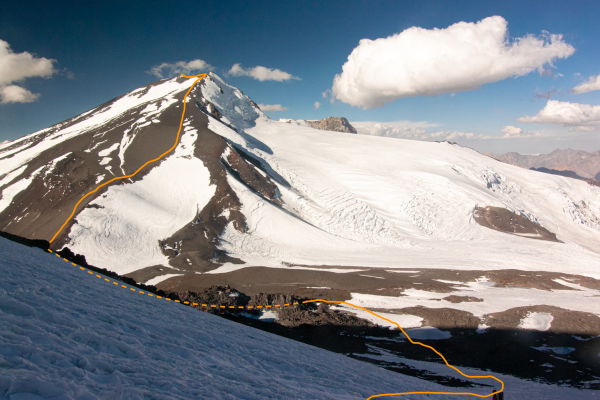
[473,206,560,242]
[306,117,358,133]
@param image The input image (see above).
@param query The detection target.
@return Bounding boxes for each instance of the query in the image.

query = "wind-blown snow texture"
[0,237,594,399]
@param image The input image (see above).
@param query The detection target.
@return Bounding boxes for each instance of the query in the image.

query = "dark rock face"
[197,98,223,120]
[473,206,560,242]
[276,302,376,328]
[0,82,188,247]
[248,98,260,110]
[306,117,358,134]
[443,295,484,303]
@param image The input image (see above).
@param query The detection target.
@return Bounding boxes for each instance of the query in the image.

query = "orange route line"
[49,248,504,399]
[43,72,505,398]
[303,300,504,399]
[49,73,208,244]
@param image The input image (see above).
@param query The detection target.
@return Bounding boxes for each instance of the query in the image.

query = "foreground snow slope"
[1,237,595,399]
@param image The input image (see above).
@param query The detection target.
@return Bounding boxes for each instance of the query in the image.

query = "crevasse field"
[0,237,596,399]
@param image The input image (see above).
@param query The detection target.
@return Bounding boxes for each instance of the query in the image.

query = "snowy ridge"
[0,77,194,177]
[201,73,267,131]
[0,76,197,224]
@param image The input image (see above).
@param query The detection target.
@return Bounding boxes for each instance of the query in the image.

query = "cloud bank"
[500,125,523,138]
[229,64,300,82]
[517,100,600,131]
[258,104,288,112]
[148,59,213,78]
[0,85,39,104]
[0,39,56,104]
[352,121,480,141]
[332,16,575,109]
[570,74,600,94]
[500,125,545,138]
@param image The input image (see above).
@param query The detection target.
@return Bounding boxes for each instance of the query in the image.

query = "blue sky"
[1,0,599,154]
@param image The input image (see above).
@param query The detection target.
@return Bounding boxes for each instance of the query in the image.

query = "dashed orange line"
[54,254,503,398]
[41,71,504,398]
[48,73,208,244]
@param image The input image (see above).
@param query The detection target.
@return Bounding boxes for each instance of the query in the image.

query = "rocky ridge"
[305,117,358,133]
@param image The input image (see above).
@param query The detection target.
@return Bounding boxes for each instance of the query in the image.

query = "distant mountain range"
[487,148,600,181]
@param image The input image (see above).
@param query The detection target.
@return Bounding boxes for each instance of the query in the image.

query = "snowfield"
[195,74,600,283]
[1,237,595,399]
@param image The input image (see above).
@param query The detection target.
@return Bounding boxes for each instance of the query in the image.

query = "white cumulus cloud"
[0,39,56,103]
[570,74,600,94]
[147,59,213,78]
[258,104,288,112]
[517,100,600,131]
[500,125,523,138]
[500,125,547,138]
[314,101,320,110]
[332,16,575,109]
[0,85,39,104]
[229,64,300,82]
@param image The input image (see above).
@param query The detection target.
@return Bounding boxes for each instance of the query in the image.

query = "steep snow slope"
[1,236,594,399]
[0,76,202,244]
[66,119,214,274]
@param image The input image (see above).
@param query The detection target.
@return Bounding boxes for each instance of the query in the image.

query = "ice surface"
[97,143,119,157]
[145,273,183,286]
[532,345,576,355]
[402,327,453,340]
[0,165,44,214]
[333,304,424,329]
[519,312,554,331]
[199,110,600,280]
[357,346,596,398]
[348,280,600,318]
[0,165,26,188]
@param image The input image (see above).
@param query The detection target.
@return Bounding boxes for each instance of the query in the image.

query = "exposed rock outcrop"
[306,117,358,134]
[473,206,560,242]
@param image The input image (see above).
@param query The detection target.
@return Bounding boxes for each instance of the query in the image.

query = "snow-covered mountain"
[1,73,599,341]
[2,236,594,399]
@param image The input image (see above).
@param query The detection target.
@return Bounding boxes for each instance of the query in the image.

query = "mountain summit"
[1,73,600,390]
[0,72,599,295]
